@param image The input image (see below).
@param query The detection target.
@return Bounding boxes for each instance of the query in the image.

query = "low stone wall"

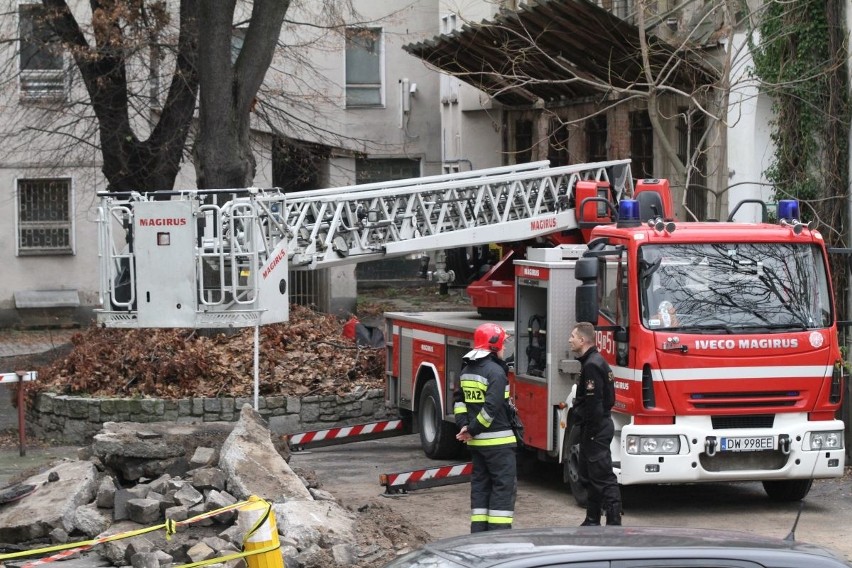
[27,387,395,445]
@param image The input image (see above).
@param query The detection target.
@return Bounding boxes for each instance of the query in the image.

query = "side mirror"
[576,286,598,323]
[575,257,599,323]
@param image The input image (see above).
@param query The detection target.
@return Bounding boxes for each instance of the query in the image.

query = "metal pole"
[17,373,26,457]
[253,325,260,410]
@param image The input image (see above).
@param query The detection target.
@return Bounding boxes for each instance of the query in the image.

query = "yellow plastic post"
[239,496,284,568]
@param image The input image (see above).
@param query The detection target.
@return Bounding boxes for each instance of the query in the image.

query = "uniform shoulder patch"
[585,379,595,391]
[608,371,614,382]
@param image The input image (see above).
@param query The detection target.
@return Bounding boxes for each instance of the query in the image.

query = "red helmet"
[473,323,507,352]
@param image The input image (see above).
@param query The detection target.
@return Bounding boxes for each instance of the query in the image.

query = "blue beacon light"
[618,199,640,223]
[777,200,800,222]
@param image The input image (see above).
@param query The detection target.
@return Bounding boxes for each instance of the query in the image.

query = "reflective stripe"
[460,374,488,388]
[468,434,517,447]
[489,509,514,518]
[471,514,488,522]
[453,402,467,415]
[472,508,488,515]
[487,515,513,525]
[504,385,510,399]
[479,408,493,422]
[474,429,514,439]
[476,413,491,428]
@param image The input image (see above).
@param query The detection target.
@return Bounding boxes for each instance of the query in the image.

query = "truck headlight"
[626,435,680,455]
[805,430,844,451]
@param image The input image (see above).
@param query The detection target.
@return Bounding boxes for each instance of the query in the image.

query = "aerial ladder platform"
[95,159,633,329]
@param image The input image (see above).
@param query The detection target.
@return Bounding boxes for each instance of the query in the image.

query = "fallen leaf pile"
[28,304,384,401]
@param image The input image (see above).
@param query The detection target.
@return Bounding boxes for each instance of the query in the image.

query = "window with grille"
[586,115,608,162]
[345,27,383,107]
[19,3,66,101]
[547,119,570,167]
[17,178,73,255]
[677,108,708,220]
[630,111,654,179]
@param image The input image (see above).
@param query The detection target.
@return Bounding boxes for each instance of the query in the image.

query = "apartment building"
[0,1,442,326]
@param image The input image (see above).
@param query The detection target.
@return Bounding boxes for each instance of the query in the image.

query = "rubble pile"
[0,406,430,568]
[28,305,385,401]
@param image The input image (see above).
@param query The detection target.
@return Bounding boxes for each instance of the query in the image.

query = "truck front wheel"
[418,380,461,459]
[762,479,813,502]
[562,426,588,507]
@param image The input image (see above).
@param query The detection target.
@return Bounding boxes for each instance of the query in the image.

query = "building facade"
[0,0,442,326]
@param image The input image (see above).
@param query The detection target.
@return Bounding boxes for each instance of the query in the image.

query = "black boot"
[605,505,622,526]
[580,506,601,526]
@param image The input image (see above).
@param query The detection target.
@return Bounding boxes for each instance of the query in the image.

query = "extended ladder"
[285,159,632,269]
[94,160,632,328]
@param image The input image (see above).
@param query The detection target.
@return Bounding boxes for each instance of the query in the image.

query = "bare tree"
[40,0,200,192]
[1,0,408,193]
[405,1,768,221]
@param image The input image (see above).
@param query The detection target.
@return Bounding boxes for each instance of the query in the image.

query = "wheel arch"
[413,362,441,421]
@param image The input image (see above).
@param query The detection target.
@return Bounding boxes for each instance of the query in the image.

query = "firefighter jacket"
[453,353,516,448]
[573,346,615,428]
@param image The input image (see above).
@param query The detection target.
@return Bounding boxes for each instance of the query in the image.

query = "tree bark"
[193,0,290,189]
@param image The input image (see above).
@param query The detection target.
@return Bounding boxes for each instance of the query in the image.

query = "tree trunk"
[193,0,290,189]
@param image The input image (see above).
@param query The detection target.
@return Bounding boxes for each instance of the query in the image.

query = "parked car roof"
[383,526,851,568]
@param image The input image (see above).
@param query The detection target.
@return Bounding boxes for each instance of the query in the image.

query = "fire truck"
[384,175,846,503]
[94,158,845,503]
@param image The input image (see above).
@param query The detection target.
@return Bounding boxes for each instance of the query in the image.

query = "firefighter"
[568,321,622,526]
[454,322,517,533]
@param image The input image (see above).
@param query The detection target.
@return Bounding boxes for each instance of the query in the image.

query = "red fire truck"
[385,180,846,503]
[93,157,844,503]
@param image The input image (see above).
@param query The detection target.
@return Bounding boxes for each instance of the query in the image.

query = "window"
[346,27,383,107]
[19,3,65,101]
[586,115,608,162]
[514,119,533,164]
[630,111,654,179]
[677,108,708,220]
[548,119,570,167]
[356,158,420,184]
[17,178,73,255]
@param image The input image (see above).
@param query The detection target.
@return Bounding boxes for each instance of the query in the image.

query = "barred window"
[17,178,73,255]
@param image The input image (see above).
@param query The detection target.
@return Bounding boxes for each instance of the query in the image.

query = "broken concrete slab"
[219,405,311,503]
[274,500,357,547]
[0,460,98,542]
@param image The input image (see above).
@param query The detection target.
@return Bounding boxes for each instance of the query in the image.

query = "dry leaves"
[29,305,384,401]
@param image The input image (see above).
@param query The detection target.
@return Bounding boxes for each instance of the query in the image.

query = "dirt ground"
[0,285,472,567]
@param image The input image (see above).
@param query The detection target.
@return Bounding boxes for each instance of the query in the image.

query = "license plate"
[720,436,775,452]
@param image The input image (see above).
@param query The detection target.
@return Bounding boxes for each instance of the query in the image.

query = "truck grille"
[689,391,800,410]
[711,415,775,429]
[700,449,788,472]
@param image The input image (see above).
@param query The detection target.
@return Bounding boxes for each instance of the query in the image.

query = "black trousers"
[578,418,621,518]
[469,446,517,532]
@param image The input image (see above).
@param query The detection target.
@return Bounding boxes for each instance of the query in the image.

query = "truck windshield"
[638,242,832,332]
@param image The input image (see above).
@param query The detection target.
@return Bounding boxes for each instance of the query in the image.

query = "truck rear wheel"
[418,380,461,459]
[762,479,813,502]
[562,426,588,507]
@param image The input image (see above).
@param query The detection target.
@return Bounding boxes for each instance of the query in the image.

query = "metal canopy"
[404,0,717,107]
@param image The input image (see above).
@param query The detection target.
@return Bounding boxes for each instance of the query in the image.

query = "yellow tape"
[0,498,255,563]
[174,543,281,568]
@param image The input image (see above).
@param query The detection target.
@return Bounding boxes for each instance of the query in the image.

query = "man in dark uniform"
[454,322,517,533]
[568,321,622,526]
